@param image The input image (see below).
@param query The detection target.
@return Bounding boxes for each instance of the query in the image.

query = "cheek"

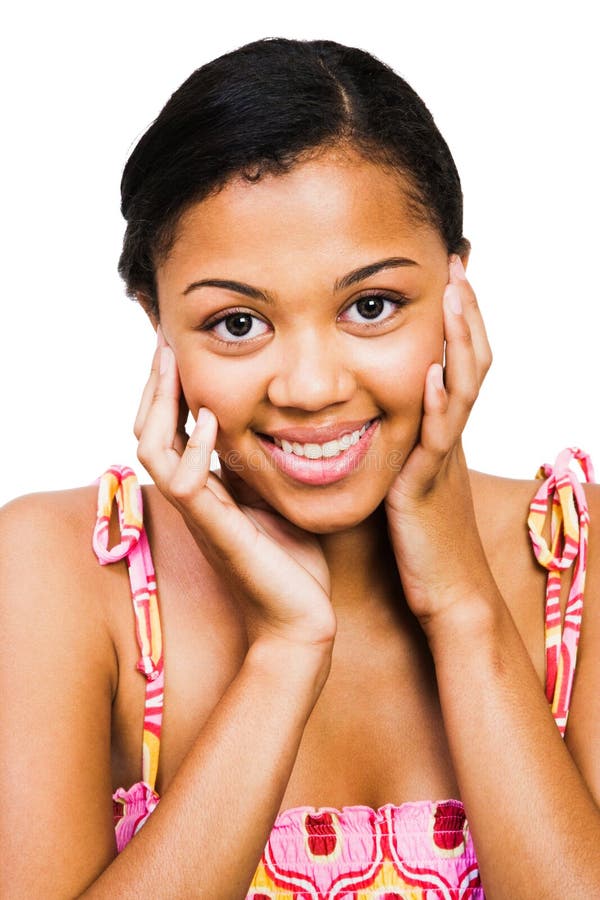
[176,357,215,419]
[176,354,261,432]
[359,320,444,410]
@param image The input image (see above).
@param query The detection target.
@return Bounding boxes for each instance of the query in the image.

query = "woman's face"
[154,149,450,533]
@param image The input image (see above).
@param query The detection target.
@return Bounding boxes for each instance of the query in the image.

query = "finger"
[415,362,453,468]
[414,289,478,476]
[442,283,479,419]
[174,390,190,456]
[136,345,186,487]
[423,363,449,417]
[133,339,162,440]
[449,256,493,380]
[170,410,269,565]
[393,361,452,488]
[169,407,218,499]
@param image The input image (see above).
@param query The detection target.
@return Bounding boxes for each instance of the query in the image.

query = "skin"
[141,151,468,621]
[134,147,600,892]
[2,146,600,897]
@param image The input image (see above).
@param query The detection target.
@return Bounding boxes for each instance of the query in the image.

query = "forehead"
[157,150,445,293]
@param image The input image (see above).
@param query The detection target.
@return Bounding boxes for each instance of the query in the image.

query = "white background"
[1,0,598,505]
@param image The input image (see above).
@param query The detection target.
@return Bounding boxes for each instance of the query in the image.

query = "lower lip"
[256,419,381,486]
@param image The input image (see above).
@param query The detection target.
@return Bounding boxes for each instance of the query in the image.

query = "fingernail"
[156,325,166,347]
[196,407,211,428]
[445,284,462,315]
[450,256,466,280]
[431,363,444,390]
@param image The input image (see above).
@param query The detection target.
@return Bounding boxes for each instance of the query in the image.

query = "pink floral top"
[93,448,594,898]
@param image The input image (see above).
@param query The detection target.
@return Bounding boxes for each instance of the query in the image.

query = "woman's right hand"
[135,329,337,651]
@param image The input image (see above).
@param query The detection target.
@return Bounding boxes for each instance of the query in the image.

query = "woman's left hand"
[385,255,495,635]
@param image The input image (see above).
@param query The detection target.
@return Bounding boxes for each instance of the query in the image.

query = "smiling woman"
[148,154,450,530]
[2,37,600,900]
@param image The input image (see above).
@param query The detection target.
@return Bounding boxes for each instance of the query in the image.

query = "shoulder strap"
[528,447,595,737]
[92,465,164,791]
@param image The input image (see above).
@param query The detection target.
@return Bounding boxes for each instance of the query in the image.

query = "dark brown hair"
[118,38,470,315]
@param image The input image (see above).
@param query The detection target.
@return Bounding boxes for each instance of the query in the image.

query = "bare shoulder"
[0,483,109,589]
[1,481,99,527]
[469,468,558,682]
[468,464,600,587]
[0,484,120,644]
[469,467,600,797]
[0,481,120,718]
[566,480,600,799]
[0,486,120,894]
[468,467,543,588]
[468,467,540,528]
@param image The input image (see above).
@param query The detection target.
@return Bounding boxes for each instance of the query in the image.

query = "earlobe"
[459,237,471,272]
[448,249,470,275]
[135,291,159,331]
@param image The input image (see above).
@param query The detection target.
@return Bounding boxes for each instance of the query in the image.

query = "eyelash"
[201,292,410,346]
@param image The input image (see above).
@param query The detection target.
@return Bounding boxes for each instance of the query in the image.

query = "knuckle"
[133,417,143,440]
[184,443,210,471]
[463,278,479,301]
[464,290,480,311]
[466,385,480,406]
[427,429,452,457]
[169,473,195,503]
[457,325,473,346]
[457,381,479,406]
[136,439,151,468]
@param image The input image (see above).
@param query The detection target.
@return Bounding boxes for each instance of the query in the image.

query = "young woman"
[2,38,599,899]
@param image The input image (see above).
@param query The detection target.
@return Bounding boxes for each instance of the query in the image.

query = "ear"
[135,292,159,331]
[458,239,471,273]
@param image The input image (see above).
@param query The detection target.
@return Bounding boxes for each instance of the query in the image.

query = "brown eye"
[224,313,253,336]
[340,293,409,327]
[204,308,271,344]
[355,296,385,319]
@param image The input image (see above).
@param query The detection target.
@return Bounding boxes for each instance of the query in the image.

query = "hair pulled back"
[118,38,469,315]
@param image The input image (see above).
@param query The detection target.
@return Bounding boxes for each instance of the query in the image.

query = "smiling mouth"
[258,418,379,460]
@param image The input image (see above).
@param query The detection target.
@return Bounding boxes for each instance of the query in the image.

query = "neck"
[317,503,406,624]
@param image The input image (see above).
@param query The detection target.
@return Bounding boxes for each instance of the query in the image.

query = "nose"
[266,329,356,411]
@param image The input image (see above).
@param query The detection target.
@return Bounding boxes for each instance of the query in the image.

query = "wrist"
[420,584,506,657]
[246,635,334,697]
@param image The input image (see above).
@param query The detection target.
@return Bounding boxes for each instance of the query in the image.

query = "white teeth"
[322,440,340,458]
[304,443,322,459]
[271,420,373,459]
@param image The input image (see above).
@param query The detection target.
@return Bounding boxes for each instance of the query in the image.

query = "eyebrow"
[182,256,418,303]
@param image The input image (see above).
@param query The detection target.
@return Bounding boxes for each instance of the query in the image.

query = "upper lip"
[257,417,379,444]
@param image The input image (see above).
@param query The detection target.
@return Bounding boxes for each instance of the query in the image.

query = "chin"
[265,488,385,535]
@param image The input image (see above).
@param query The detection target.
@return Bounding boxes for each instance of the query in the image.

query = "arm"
[0,493,117,897]
[427,579,600,899]
[84,637,332,899]
[385,256,600,898]
[3,333,339,898]
[0,494,333,899]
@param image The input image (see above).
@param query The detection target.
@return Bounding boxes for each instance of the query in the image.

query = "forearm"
[81,638,332,899]
[428,590,600,899]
